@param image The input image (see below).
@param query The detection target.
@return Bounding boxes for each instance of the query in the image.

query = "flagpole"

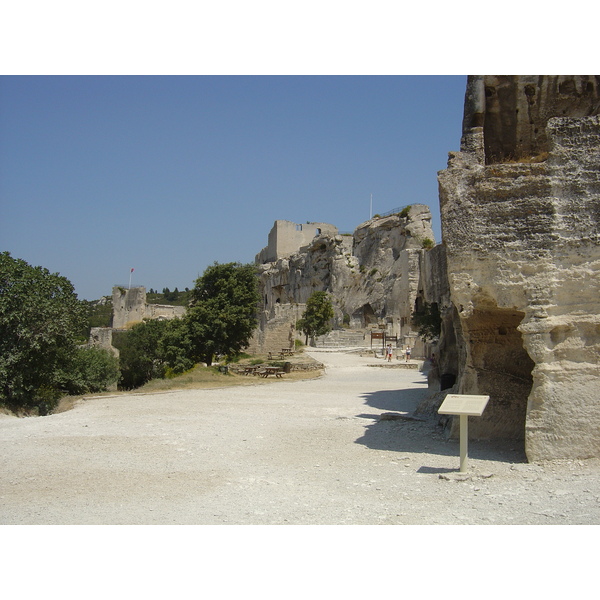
[129,268,133,290]
[370,193,373,219]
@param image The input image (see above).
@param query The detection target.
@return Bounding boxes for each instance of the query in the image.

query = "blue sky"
[1,75,467,300]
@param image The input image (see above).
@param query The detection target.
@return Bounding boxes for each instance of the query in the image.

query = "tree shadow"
[354,387,527,465]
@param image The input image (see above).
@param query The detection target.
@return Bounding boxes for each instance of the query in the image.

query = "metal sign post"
[438,394,490,473]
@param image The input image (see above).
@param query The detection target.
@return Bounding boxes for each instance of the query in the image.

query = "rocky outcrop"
[438,76,600,461]
[253,205,436,354]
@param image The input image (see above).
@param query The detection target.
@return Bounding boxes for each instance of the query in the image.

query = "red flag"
[131,268,134,272]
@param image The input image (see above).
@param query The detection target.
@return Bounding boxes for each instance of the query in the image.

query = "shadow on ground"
[354,388,527,465]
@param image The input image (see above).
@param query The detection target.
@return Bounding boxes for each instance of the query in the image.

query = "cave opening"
[462,307,535,444]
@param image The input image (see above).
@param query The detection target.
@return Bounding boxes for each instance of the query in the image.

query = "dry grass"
[46,355,324,413]
[138,363,322,393]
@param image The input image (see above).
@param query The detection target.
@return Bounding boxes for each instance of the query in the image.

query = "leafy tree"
[297,291,334,345]
[186,262,260,366]
[67,347,120,394]
[411,301,441,342]
[0,252,87,413]
[159,318,195,374]
[113,319,171,389]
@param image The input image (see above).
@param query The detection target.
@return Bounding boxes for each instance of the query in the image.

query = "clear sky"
[1,75,467,300]
[1,4,592,303]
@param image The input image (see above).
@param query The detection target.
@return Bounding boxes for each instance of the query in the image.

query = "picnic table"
[241,365,261,376]
[258,366,284,378]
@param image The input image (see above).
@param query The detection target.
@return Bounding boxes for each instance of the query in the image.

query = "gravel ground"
[1,350,599,525]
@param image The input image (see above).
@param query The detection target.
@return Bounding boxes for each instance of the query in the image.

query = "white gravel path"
[1,350,599,525]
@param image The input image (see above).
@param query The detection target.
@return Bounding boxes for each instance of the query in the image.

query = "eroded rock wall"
[439,76,600,460]
[254,205,435,353]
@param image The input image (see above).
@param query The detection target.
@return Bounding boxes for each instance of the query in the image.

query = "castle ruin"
[250,206,436,355]
[111,286,186,330]
[255,220,339,264]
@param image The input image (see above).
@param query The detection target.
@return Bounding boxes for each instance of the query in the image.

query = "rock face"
[438,75,600,461]
[252,207,435,353]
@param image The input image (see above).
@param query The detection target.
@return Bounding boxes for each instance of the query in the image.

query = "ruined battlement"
[255,220,339,264]
[111,286,186,330]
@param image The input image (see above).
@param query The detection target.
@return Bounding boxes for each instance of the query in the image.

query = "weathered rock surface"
[252,206,436,353]
[438,75,600,461]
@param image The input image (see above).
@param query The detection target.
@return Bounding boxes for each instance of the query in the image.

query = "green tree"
[411,301,441,342]
[0,252,87,413]
[67,347,120,394]
[113,319,171,389]
[159,318,195,374]
[186,262,260,366]
[297,291,334,345]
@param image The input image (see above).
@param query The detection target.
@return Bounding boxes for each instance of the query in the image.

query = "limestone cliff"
[438,75,600,461]
[253,205,435,352]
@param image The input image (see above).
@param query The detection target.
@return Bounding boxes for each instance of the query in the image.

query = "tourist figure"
[405,346,411,362]
[386,343,393,362]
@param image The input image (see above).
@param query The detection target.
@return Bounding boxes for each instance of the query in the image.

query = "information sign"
[438,394,489,417]
[438,394,490,473]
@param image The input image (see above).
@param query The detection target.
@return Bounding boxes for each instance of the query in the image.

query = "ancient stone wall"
[255,220,339,264]
[87,327,119,357]
[112,286,148,329]
[438,75,600,461]
[247,302,304,354]
[111,286,185,330]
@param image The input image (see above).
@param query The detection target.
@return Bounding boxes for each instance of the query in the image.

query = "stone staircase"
[313,329,369,348]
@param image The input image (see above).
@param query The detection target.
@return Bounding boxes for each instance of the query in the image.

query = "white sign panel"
[438,394,490,417]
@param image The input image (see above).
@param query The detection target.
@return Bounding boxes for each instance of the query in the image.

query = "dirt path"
[1,351,599,525]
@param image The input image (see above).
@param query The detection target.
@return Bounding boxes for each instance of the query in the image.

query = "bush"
[67,347,120,394]
[113,320,171,389]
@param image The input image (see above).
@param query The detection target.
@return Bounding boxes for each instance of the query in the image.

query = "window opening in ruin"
[296,224,302,231]
[316,228,321,236]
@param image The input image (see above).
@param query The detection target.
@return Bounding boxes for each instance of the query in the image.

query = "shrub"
[67,347,120,394]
